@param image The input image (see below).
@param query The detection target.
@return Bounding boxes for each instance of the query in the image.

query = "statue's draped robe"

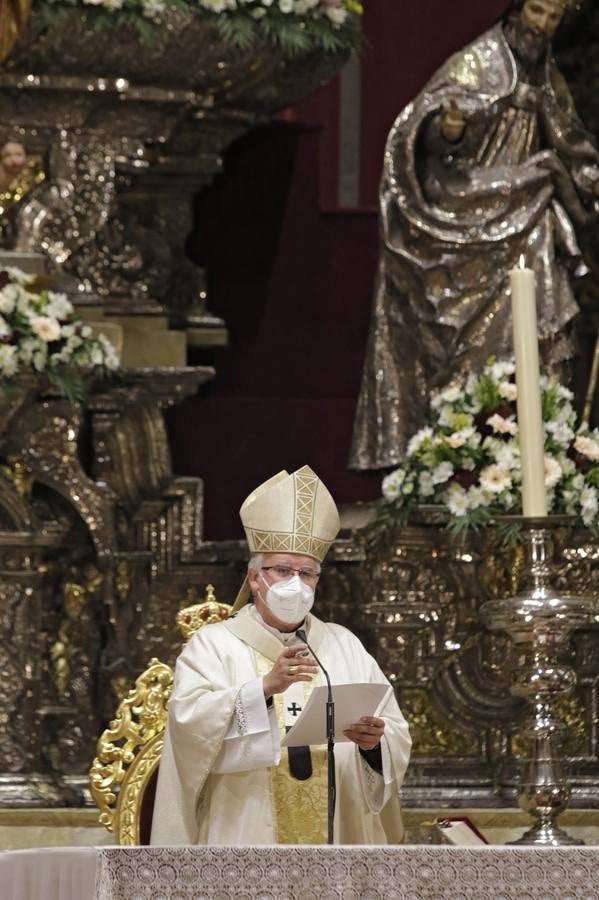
[150,605,411,845]
[350,24,599,471]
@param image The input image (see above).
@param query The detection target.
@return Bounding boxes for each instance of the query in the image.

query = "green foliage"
[46,368,87,406]
[446,505,492,542]
[32,1,362,57]
[214,14,258,51]
[475,370,501,410]
[495,517,523,547]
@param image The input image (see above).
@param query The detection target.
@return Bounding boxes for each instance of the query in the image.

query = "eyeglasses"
[261,565,321,584]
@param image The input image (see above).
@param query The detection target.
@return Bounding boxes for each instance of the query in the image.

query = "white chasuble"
[150,604,412,846]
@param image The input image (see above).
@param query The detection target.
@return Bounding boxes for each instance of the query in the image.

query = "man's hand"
[440,101,466,143]
[344,716,385,751]
[263,645,319,699]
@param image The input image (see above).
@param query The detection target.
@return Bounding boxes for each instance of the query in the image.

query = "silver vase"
[480,519,596,845]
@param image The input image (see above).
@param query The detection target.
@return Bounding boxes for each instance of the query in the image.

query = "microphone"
[296,628,336,844]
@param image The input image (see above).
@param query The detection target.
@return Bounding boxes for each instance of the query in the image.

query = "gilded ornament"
[176,584,232,641]
[0,454,32,499]
[398,688,478,758]
[89,659,173,840]
[0,0,30,64]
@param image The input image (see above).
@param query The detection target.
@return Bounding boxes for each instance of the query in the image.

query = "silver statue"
[350,0,599,471]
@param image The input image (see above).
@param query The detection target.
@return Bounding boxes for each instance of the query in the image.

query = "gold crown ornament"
[232,465,340,613]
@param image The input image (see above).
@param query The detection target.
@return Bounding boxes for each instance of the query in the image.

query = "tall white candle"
[509,259,547,517]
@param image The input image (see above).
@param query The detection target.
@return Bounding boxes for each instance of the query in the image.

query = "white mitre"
[232,465,341,612]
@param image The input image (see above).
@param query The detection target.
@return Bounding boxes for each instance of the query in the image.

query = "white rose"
[406,426,433,458]
[418,471,435,498]
[31,316,61,343]
[431,461,454,485]
[382,469,405,502]
[493,442,519,469]
[480,464,512,495]
[0,344,18,376]
[557,384,574,402]
[490,360,515,381]
[446,427,476,449]
[574,435,599,462]
[45,292,74,321]
[17,290,36,315]
[97,334,120,369]
[200,0,228,10]
[5,267,32,286]
[545,420,574,448]
[498,381,517,402]
[32,348,47,372]
[0,284,19,314]
[439,384,462,404]
[486,413,518,436]
[445,484,468,517]
[544,456,562,490]
[325,1,347,19]
[279,0,294,11]
[467,486,486,509]
[580,486,598,527]
[90,346,104,366]
[17,338,39,365]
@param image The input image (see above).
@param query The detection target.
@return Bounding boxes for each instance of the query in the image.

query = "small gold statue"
[0,139,46,246]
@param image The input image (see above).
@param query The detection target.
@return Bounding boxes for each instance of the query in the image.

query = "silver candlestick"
[480,519,597,846]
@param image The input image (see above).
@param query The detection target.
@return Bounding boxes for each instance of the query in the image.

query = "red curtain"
[285,0,510,208]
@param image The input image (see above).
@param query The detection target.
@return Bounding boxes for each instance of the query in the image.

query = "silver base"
[510,822,584,846]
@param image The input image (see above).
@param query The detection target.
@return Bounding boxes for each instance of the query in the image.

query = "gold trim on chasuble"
[254,651,328,844]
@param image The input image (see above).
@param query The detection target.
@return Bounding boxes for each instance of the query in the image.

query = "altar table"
[2,844,599,899]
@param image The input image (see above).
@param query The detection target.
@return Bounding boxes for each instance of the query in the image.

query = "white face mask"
[260,572,314,625]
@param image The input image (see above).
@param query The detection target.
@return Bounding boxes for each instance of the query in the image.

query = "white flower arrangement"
[381,358,599,537]
[0,267,119,403]
[37,0,362,55]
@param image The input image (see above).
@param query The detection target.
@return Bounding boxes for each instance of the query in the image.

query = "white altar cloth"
[0,847,97,900]
[3,844,599,899]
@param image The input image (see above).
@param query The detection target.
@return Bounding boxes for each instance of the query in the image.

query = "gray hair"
[248,553,264,574]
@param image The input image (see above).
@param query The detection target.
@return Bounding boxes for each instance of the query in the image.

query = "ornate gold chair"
[89,585,232,845]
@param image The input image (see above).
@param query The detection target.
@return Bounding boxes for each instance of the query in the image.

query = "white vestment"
[150,604,412,845]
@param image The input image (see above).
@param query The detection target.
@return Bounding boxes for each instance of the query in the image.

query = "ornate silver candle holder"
[480,518,597,846]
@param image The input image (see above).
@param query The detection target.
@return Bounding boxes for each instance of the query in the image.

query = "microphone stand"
[296,628,335,845]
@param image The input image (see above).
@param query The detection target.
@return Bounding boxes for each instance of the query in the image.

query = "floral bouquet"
[38,0,363,55]
[381,358,599,538]
[0,267,119,404]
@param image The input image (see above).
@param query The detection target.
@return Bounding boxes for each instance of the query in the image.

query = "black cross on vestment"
[287,702,302,717]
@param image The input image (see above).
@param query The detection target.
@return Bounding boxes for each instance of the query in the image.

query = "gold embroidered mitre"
[232,465,340,612]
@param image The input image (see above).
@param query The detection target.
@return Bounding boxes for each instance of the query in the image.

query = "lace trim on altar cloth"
[96,845,599,900]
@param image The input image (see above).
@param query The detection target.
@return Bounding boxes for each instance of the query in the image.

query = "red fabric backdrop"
[287,0,509,208]
[169,0,512,539]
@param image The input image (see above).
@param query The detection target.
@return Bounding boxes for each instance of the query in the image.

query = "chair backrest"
[89,585,232,845]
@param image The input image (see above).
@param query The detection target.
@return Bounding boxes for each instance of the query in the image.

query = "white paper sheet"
[281,682,391,747]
